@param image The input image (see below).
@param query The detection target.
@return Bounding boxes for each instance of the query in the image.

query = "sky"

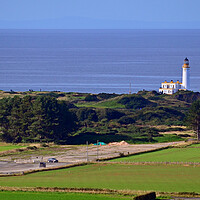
[0,0,200,29]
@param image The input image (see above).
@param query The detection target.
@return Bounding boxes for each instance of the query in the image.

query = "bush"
[97,93,118,100]
[118,95,156,109]
[135,106,185,125]
[27,146,37,150]
[85,94,98,101]
[76,108,98,122]
[66,132,133,145]
[97,108,125,121]
[118,116,135,125]
[134,192,156,200]
[173,91,200,103]
[38,92,65,98]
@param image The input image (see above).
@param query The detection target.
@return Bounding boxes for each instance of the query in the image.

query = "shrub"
[76,108,98,122]
[118,116,135,125]
[134,192,156,200]
[85,94,98,101]
[97,108,125,121]
[135,106,185,125]
[27,146,37,150]
[173,91,200,103]
[97,93,118,100]
[118,95,156,109]
[38,92,65,98]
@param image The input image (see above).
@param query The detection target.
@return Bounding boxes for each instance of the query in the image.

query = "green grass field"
[190,143,200,147]
[0,143,26,152]
[111,147,200,163]
[0,164,200,193]
[0,191,129,200]
[75,100,125,109]
[153,135,183,143]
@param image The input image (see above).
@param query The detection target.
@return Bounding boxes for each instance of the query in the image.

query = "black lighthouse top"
[184,57,189,65]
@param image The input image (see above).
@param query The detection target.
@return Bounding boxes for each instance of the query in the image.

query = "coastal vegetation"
[0,90,199,144]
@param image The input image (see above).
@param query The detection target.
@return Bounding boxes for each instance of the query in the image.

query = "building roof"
[162,81,182,84]
[184,57,189,61]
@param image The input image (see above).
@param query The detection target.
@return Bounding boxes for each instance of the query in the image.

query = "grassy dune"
[0,164,200,193]
[111,147,200,163]
[0,191,129,200]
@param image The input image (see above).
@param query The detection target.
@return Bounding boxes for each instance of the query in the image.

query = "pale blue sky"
[0,0,200,28]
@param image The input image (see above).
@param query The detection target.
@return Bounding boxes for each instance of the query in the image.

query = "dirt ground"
[0,141,185,174]
[55,141,185,163]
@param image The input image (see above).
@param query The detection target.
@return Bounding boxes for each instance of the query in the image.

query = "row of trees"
[0,96,76,143]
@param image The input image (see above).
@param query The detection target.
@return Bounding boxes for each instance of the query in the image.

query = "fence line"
[104,161,200,166]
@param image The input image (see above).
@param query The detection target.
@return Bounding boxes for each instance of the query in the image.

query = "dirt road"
[0,141,184,174]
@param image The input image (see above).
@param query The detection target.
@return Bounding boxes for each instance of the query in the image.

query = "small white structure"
[159,58,190,94]
[182,57,190,90]
[159,80,182,95]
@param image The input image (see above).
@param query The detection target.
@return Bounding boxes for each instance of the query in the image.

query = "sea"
[0,29,200,94]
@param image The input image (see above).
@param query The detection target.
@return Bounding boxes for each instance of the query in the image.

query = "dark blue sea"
[0,29,200,94]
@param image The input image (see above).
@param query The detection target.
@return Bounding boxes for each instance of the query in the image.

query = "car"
[47,158,58,163]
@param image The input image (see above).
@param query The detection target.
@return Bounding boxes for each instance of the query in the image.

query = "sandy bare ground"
[0,141,185,174]
[55,141,184,163]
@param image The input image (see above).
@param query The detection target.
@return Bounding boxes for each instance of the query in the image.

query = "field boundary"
[103,161,200,166]
[0,162,89,177]
[0,186,199,198]
[1,160,199,178]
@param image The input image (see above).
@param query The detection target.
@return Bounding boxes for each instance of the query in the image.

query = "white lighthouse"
[181,57,190,90]
[159,57,191,94]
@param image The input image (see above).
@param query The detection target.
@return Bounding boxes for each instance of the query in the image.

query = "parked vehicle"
[47,158,58,163]
[39,162,46,167]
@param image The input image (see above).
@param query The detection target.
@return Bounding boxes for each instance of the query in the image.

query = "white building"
[159,80,182,95]
[181,57,190,90]
[159,58,190,94]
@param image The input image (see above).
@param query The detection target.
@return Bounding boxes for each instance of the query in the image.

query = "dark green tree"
[76,108,98,122]
[186,100,200,140]
[0,97,13,142]
[30,96,60,141]
[0,96,77,143]
[55,100,77,142]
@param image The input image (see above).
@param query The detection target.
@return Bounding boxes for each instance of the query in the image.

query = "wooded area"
[0,90,199,143]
